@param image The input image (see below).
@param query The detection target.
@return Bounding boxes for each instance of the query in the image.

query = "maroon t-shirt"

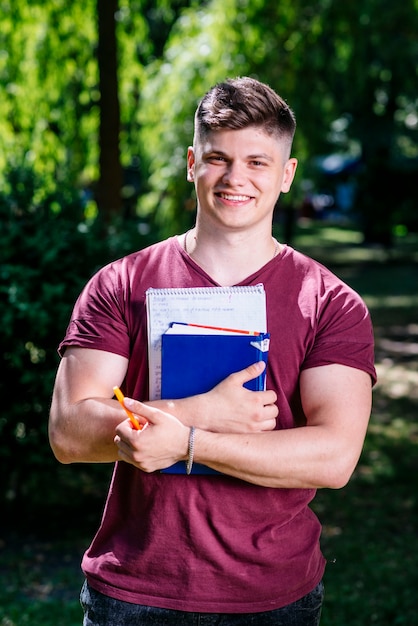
[59,237,376,612]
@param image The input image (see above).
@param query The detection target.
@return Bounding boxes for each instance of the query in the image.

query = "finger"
[114,433,133,455]
[254,389,278,405]
[260,418,278,432]
[123,398,166,424]
[115,417,141,436]
[229,361,266,386]
[251,402,278,427]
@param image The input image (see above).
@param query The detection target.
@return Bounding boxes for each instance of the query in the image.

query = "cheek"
[257,174,283,196]
[194,168,219,188]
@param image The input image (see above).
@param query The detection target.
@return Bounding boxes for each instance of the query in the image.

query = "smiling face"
[187,126,297,235]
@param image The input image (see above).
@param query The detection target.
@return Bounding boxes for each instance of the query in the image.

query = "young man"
[49,77,376,625]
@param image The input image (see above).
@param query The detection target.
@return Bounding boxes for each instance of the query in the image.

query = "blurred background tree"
[1,0,417,521]
[1,0,416,233]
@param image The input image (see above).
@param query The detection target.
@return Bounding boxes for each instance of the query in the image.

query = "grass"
[1,221,417,625]
[0,536,86,625]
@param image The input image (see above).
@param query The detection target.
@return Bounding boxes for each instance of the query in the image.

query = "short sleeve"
[301,280,377,385]
[58,262,130,359]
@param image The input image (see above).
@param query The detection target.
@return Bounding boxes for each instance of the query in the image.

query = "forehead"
[195,126,286,157]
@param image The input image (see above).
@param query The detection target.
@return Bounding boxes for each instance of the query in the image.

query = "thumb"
[232,360,266,387]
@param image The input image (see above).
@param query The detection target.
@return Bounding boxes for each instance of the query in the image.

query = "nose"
[222,161,246,186]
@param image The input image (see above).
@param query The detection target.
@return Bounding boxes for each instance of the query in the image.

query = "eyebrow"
[247,153,274,162]
[204,150,275,162]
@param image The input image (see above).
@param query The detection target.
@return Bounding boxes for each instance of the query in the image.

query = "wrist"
[175,394,211,430]
[149,397,209,429]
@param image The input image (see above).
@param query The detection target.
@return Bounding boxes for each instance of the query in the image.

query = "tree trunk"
[96,0,122,220]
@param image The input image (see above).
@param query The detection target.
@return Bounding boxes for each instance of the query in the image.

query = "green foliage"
[1,0,417,235]
[0,162,157,516]
[0,0,197,229]
[0,0,99,194]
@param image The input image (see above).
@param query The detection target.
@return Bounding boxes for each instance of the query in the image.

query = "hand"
[114,401,189,472]
[200,361,278,433]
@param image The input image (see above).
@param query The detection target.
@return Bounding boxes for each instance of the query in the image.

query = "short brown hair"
[194,77,296,152]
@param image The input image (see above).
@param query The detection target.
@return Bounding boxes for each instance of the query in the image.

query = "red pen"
[113,386,148,431]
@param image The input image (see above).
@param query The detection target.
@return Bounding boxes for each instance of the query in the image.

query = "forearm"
[192,426,360,489]
[185,364,371,488]
[149,395,210,429]
[49,397,126,464]
[49,387,196,464]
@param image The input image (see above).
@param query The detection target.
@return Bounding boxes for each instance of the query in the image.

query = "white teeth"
[219,193,250,202]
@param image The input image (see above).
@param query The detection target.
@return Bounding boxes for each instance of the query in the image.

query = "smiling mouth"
[217,192,252,202]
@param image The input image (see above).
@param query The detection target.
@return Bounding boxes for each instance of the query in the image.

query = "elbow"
[50,446,74,465]
[323,472,352,490]
[49,430,74,465]
[317,455,359,490]
[48,415,75,465]
[309,430,365,489]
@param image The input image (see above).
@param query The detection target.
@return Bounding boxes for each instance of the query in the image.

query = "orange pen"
[113,386,148,431]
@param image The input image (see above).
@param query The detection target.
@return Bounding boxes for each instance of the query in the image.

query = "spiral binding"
[146,284,264,297]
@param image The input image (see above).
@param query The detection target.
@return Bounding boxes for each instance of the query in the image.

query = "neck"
[182,227,281,286]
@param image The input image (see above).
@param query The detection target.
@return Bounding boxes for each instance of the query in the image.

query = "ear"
[281,158,298,193]
[187,147,195,182]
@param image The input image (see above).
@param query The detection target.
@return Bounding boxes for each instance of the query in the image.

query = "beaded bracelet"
[186,426,196,475]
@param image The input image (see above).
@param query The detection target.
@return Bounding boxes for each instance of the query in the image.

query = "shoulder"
[280,245,341,282]
[277,249,376,383]
[281,246,364,301]
[269,246,373,350]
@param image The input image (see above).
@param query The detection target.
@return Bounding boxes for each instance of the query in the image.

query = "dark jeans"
[80,579,324,626]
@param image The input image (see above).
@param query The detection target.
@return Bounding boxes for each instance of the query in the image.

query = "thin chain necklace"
[183,230,280,259]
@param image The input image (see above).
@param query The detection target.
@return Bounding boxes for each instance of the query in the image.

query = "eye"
[205,153,227,163]
[250,159,269,167]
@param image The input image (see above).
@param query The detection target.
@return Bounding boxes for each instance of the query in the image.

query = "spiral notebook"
[145,284,267,400]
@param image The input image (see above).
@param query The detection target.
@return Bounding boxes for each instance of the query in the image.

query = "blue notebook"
[161,329,270,474]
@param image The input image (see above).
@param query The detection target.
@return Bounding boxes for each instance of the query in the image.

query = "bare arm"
[191,364,372,488]
[116,364,372,489]
[49,348,131,463]
[49,347,278,464]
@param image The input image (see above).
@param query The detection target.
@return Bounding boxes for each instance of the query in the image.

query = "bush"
[0,166,158,526]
